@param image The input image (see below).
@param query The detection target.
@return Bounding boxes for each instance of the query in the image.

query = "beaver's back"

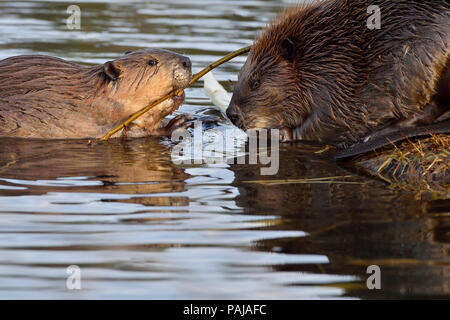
[294,0,450,133]
[357,1,450,128]
[0,55,95,100]
[0,55,102,138]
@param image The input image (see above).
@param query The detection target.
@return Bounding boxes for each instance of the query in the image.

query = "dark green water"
[0,0,448,299]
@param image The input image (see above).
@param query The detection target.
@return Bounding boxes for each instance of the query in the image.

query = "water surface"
[0,0,449,299]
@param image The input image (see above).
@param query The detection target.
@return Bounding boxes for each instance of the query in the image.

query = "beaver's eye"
[148,59,158,67]
[251,80,260,90]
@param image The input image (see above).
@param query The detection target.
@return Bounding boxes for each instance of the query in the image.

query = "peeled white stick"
[203,71,232,118]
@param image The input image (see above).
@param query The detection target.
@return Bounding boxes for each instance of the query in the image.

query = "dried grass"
[356,135,449,199]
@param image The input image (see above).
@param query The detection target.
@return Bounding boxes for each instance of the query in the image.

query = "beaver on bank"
[227,0,450,151]
[0,48,193,139]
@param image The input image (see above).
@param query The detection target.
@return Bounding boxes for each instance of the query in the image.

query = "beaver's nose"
[226,105,240,125]
[173,56,192,89]
[180,56,191,71]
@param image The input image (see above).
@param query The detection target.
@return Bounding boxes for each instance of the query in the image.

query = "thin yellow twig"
[100,46,251,141]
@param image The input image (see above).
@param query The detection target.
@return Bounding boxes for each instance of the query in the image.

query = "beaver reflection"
[229,146,450,298]
[0,138,190,208]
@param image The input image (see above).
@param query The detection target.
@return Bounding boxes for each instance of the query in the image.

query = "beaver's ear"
[103,61,121,81]
[280,38,296,62]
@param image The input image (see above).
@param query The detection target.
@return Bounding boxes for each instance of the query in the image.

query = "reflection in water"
[0,0,449,299]
[0,138,315,299]
[0,138,448,299]
[231,146,450,298]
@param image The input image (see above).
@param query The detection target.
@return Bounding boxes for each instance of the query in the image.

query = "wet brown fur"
[0,48,191,139]
[228,0,450,146]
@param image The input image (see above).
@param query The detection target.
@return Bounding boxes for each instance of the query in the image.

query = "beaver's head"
[226,5,334,141]
[226,39,305,133]
[99,48,192,130]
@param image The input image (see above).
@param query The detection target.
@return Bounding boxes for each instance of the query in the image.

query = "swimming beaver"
[227,0,450,149]
[0,48,192,139]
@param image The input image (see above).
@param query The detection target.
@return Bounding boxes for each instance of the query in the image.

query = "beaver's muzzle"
[173,56,192,90]
[226,101,246,130]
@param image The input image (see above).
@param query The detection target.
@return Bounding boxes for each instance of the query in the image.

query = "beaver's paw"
[154,114,194,137]
[192,115,221,129]
[195,115,221,124]
[171,114,220,130]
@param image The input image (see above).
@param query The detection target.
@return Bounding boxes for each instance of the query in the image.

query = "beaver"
[0,48,193,139]
[226,0,450,151]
